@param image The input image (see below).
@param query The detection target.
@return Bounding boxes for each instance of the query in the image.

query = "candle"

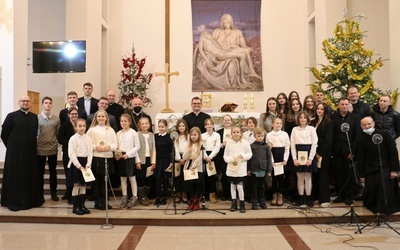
[250,94,254,104]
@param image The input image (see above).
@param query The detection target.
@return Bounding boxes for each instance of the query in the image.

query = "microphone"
[170,131,179,140]
[341,123,350,132]
[372,133,383,145]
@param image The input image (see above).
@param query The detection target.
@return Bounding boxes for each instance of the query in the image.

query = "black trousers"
[38,154,58,193]
[250,174,266,204]
[333,155,355,199]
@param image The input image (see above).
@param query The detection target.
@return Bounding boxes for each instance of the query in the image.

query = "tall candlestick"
[244,94,247,112]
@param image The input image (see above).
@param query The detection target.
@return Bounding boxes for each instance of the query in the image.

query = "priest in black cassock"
[1,96,43,211]
[358,116,400,215]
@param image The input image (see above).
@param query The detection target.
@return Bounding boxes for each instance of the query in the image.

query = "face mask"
[133,106,142,113]
[363,127,375,135]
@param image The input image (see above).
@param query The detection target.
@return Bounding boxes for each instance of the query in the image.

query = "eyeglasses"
[19,100,31,103]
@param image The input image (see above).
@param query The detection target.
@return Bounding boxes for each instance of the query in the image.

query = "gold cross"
[155,63,179,113]
[154,0,179,113]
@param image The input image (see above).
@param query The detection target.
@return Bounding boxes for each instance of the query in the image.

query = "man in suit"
[331,97,362,205]
[59,91,87,124]
[77,82,98,116]
[86,96,118,132]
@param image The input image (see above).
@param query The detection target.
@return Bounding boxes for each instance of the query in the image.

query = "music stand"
[329,123,362,229]
[101,159,114,230]
[355,134,400,235]
[183,144,226,215]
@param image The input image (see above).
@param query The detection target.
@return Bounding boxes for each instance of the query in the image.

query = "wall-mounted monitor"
[32,40,86,73]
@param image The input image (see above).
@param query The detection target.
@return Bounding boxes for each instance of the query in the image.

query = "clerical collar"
[20,109,29,114]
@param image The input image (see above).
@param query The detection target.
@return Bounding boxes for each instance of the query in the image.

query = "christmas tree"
[117,45,153,108]
[310,15,398,110]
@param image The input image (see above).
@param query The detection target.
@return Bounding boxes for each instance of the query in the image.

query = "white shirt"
[266,130,290,162]
[117,128,140,158]
[201,131,221,160]
[290,125,318,160]
[86,125,117,158]
[242,130,256,144]
[175,135,188,161]
[223,139,252,177]
[68,133,93,168]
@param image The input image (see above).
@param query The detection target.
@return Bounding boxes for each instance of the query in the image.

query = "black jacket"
[331,111,362,157]
[371,104,400,140]
[249,141,272,174]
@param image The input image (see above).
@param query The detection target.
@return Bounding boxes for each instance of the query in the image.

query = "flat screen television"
[32,40,86,73]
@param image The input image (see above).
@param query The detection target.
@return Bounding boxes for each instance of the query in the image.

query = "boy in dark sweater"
[248,127,272,209]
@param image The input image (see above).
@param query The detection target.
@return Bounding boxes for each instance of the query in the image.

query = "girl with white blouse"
[86,110,117,210]
[266,117,290,206]
[68,118,93,215]
[116,114,140,208]
[201,118,221,203]
[224,126,253,213]
[174,119,189,203]
[290,111,318,207]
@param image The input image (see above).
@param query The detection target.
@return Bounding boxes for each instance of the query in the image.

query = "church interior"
[1,0,400,249]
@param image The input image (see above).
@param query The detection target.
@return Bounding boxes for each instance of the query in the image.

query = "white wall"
[108,0,308,120]
[347,0,390,93]
[28,0,66,113]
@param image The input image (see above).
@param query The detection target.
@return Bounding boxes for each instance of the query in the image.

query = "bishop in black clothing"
[358,117,400,215]
[1,96,43,211]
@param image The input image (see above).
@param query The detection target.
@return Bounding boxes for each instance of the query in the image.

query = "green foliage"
[309,16,398,109]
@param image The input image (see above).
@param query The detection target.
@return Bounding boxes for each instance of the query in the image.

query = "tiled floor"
[0,223,400,249]
[1,195,400,249]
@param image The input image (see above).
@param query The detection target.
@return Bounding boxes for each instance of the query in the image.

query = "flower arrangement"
[117,45,153,107]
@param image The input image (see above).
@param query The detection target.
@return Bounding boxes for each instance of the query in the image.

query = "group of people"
[257,87,400,215]
[1,84,400,216]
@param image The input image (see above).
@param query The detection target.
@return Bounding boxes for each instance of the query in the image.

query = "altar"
[155,112,261,132]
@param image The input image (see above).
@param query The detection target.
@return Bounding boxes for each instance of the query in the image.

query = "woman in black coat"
[311,103,333,207]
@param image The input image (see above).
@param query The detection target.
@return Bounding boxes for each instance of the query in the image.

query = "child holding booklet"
[116,114,140,208]
[174,119,189,203]
[68,118,93,215]
[201,118,221,203]
[224,126,253,213]
[154,119,173,206]
[248,127,272,210]
[86,110,117,210]
[266,117,290,206]
[290,111,318,207]
[135,117,156,206]
[183,127,203,210]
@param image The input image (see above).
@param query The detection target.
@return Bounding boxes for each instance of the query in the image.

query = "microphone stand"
[101,158,114,230]
[355,135,400,235]
[183,143,226,215]
[329,123,362,229]
[165,137,181,214]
